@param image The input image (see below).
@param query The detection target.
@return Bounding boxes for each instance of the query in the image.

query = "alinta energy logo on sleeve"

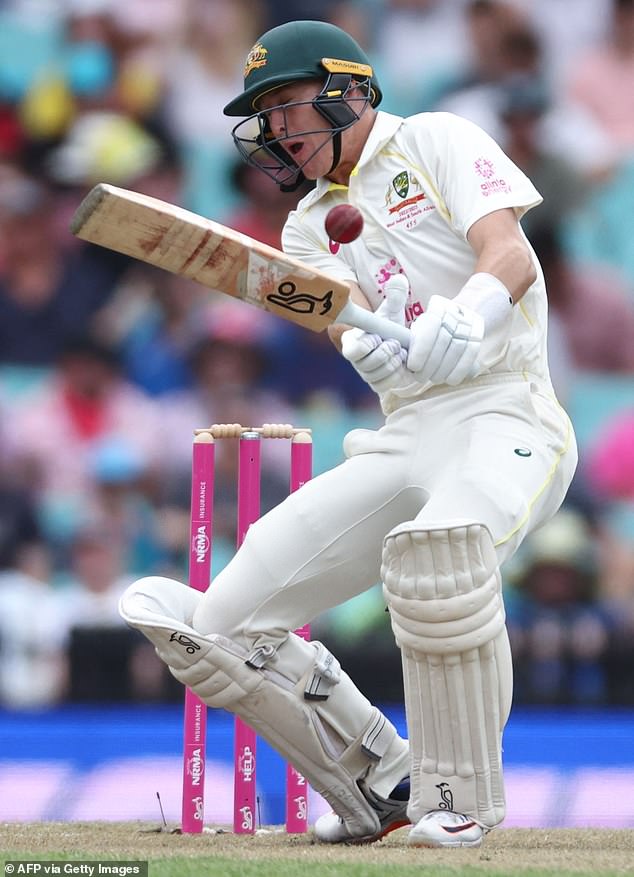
[474,156,511,197]
[474,157,495,179]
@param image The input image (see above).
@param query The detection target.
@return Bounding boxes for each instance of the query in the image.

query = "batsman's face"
[258,81,337,180]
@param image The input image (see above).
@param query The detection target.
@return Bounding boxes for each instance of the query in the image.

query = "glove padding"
[341,332,407,394]
[406,294,484,387]
[341,275,410,395]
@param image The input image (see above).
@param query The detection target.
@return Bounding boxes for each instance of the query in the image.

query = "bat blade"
[71,184,410,346]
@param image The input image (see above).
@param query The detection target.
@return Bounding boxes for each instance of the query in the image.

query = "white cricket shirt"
[282,110,551,387]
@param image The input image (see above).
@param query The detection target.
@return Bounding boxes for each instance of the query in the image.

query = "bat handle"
[338,300,411,349]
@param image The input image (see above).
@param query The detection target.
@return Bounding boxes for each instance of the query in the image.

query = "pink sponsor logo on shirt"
[474,157,495,179]
[474,156,511,197]
[374,260,424,325]
[375,259,402,289]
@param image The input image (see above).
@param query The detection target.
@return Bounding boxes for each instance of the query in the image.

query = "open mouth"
[287,141,303,157]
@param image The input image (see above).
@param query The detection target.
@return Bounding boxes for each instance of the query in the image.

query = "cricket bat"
[70,183,410,347]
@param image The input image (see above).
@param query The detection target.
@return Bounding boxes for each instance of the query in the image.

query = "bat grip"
[338,300,411,349]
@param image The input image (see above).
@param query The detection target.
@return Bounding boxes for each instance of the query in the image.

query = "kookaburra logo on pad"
[266,281,333,316]
[170,632,201,655]
[436,782,454,811]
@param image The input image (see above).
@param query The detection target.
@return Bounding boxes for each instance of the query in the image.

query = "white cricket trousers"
[193,375,577,649]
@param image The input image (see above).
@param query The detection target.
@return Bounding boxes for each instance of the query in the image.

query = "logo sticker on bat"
[266,281,334,315]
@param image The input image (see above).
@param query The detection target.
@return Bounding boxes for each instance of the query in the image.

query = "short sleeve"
[412,112,543,239]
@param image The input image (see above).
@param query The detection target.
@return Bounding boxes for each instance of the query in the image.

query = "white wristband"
[454,273,513,334]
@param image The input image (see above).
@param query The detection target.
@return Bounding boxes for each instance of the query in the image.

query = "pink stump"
[181,432,214,833]
[233,431,261,833]
[285,431,313,833]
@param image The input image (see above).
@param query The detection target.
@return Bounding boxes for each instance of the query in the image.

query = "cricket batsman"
[120,20,578,847]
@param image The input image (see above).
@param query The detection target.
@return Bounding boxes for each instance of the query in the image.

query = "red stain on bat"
[181,229,213,272]
[138,232,164,256]
[203,239,232,272]
[255,265,276,295]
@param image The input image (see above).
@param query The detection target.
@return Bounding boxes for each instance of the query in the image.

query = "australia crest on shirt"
[384,169,435,231]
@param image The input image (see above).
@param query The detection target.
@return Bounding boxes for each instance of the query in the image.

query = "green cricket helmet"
[224,19,382,116]
[223,20,382,191]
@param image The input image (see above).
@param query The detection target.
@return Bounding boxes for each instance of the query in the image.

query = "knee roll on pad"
[118,576,245,704]
[382,521,505,652]
[119,576,409,839]
[381,521,512,829]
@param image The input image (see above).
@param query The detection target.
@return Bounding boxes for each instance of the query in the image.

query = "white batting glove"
[406,274,513,387]
[406,295,484,386]
[341,275,410,395]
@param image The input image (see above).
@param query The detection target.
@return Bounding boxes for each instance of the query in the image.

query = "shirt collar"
[314,110,404,198]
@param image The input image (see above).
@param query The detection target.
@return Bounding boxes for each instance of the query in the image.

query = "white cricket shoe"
[314,778,410,844]
[408,810,486,848]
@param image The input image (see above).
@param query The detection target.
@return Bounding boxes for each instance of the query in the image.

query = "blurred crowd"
[0,0,633,709]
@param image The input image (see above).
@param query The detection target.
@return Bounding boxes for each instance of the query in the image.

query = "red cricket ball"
[324,204,364,244]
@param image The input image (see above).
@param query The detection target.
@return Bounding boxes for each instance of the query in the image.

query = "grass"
[2,822,633,877]
[141,858,633,877]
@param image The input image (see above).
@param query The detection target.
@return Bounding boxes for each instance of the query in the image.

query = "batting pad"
[381,521,512,829]
[120,576,409,839]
